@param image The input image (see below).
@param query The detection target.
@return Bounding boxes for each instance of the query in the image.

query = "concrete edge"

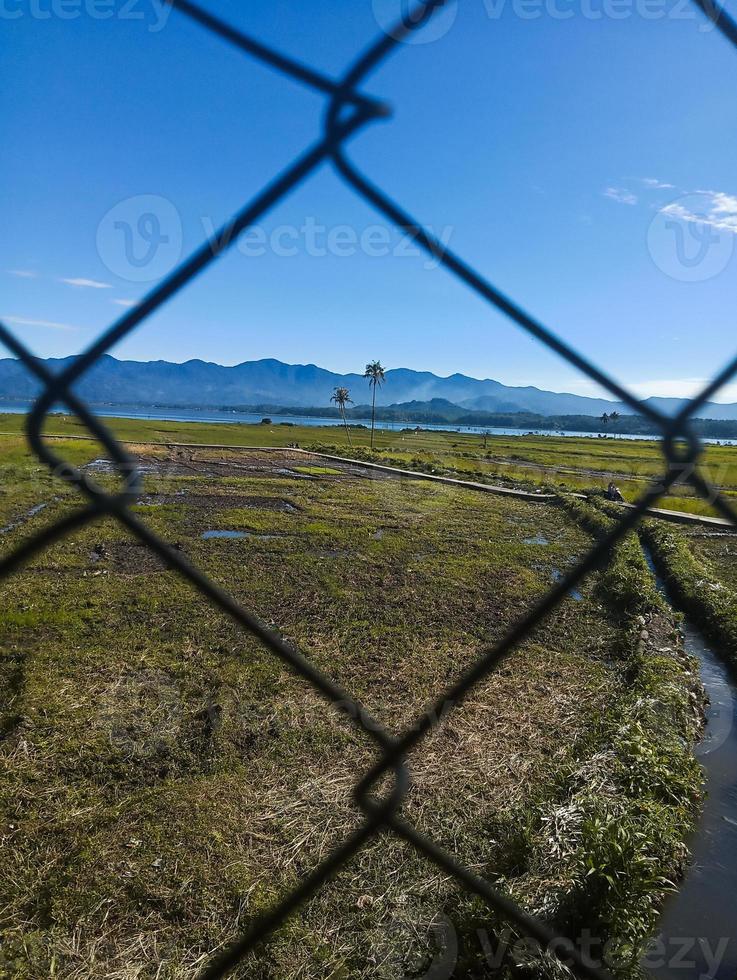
[610,500,735,529]
[295,448,561,501]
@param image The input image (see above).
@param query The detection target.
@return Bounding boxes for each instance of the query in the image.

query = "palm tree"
[330,386,353,447]
[600,412,609,428]
[609,410,621,425]
[364,360,386,450]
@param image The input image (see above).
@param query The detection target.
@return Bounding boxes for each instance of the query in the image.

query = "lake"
[0,402,734,445]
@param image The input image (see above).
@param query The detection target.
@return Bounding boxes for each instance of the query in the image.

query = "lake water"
[2,402,734,445]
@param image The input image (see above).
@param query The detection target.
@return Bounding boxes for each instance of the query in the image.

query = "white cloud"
[640,177,676,190]
[6,269,38,279]
[603,186,638,206]
[111,298,136,308]
[1,315,78,331]
[59,277,111,289]
[658,190,737,235]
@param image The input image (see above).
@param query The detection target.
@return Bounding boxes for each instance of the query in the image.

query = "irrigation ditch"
[641,543,737,980]
[562,496,737,978]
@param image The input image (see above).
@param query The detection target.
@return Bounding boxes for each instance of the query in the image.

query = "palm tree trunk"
[341,406,352,447]
[370,382,377,449]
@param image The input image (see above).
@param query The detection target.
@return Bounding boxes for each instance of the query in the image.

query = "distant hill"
[2,354,737,420]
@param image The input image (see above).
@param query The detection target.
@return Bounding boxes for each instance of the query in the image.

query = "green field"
[0,433,709,978]
[2,412,735,519]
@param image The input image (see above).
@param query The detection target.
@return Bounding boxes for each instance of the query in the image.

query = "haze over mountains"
[2,355,737,420]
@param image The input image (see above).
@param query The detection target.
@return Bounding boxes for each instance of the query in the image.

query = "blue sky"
[3,0,737,402]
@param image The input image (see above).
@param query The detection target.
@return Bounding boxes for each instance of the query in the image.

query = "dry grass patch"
[0,448,704,978]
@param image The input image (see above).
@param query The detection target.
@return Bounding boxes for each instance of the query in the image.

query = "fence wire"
[3,0,737,977]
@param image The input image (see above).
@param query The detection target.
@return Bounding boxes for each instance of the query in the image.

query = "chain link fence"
[2,0,737,976]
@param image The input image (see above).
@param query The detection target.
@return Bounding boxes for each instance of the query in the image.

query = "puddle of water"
[523,534,549,546]
[201,530,283,541]
[135,491,189,507]
[0,501,48,535]
[88,458,188,477]
[642,545,737,979]
[201,530,247,539]
[551,568,583,601]
[275,468,314,480]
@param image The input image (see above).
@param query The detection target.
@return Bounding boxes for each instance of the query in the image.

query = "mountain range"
[2,355,737,420]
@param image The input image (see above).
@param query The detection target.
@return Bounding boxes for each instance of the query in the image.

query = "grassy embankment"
[551,497,705,967]
[2,411,737,517]
[641,520,737,671]
[0,436,707,978]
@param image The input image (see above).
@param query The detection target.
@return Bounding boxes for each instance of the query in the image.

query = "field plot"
[0,443,703,978]
[5,412,737,518]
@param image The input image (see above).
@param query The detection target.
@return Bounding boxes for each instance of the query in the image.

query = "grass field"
[2,411,735,518]
[0,436,707,978]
